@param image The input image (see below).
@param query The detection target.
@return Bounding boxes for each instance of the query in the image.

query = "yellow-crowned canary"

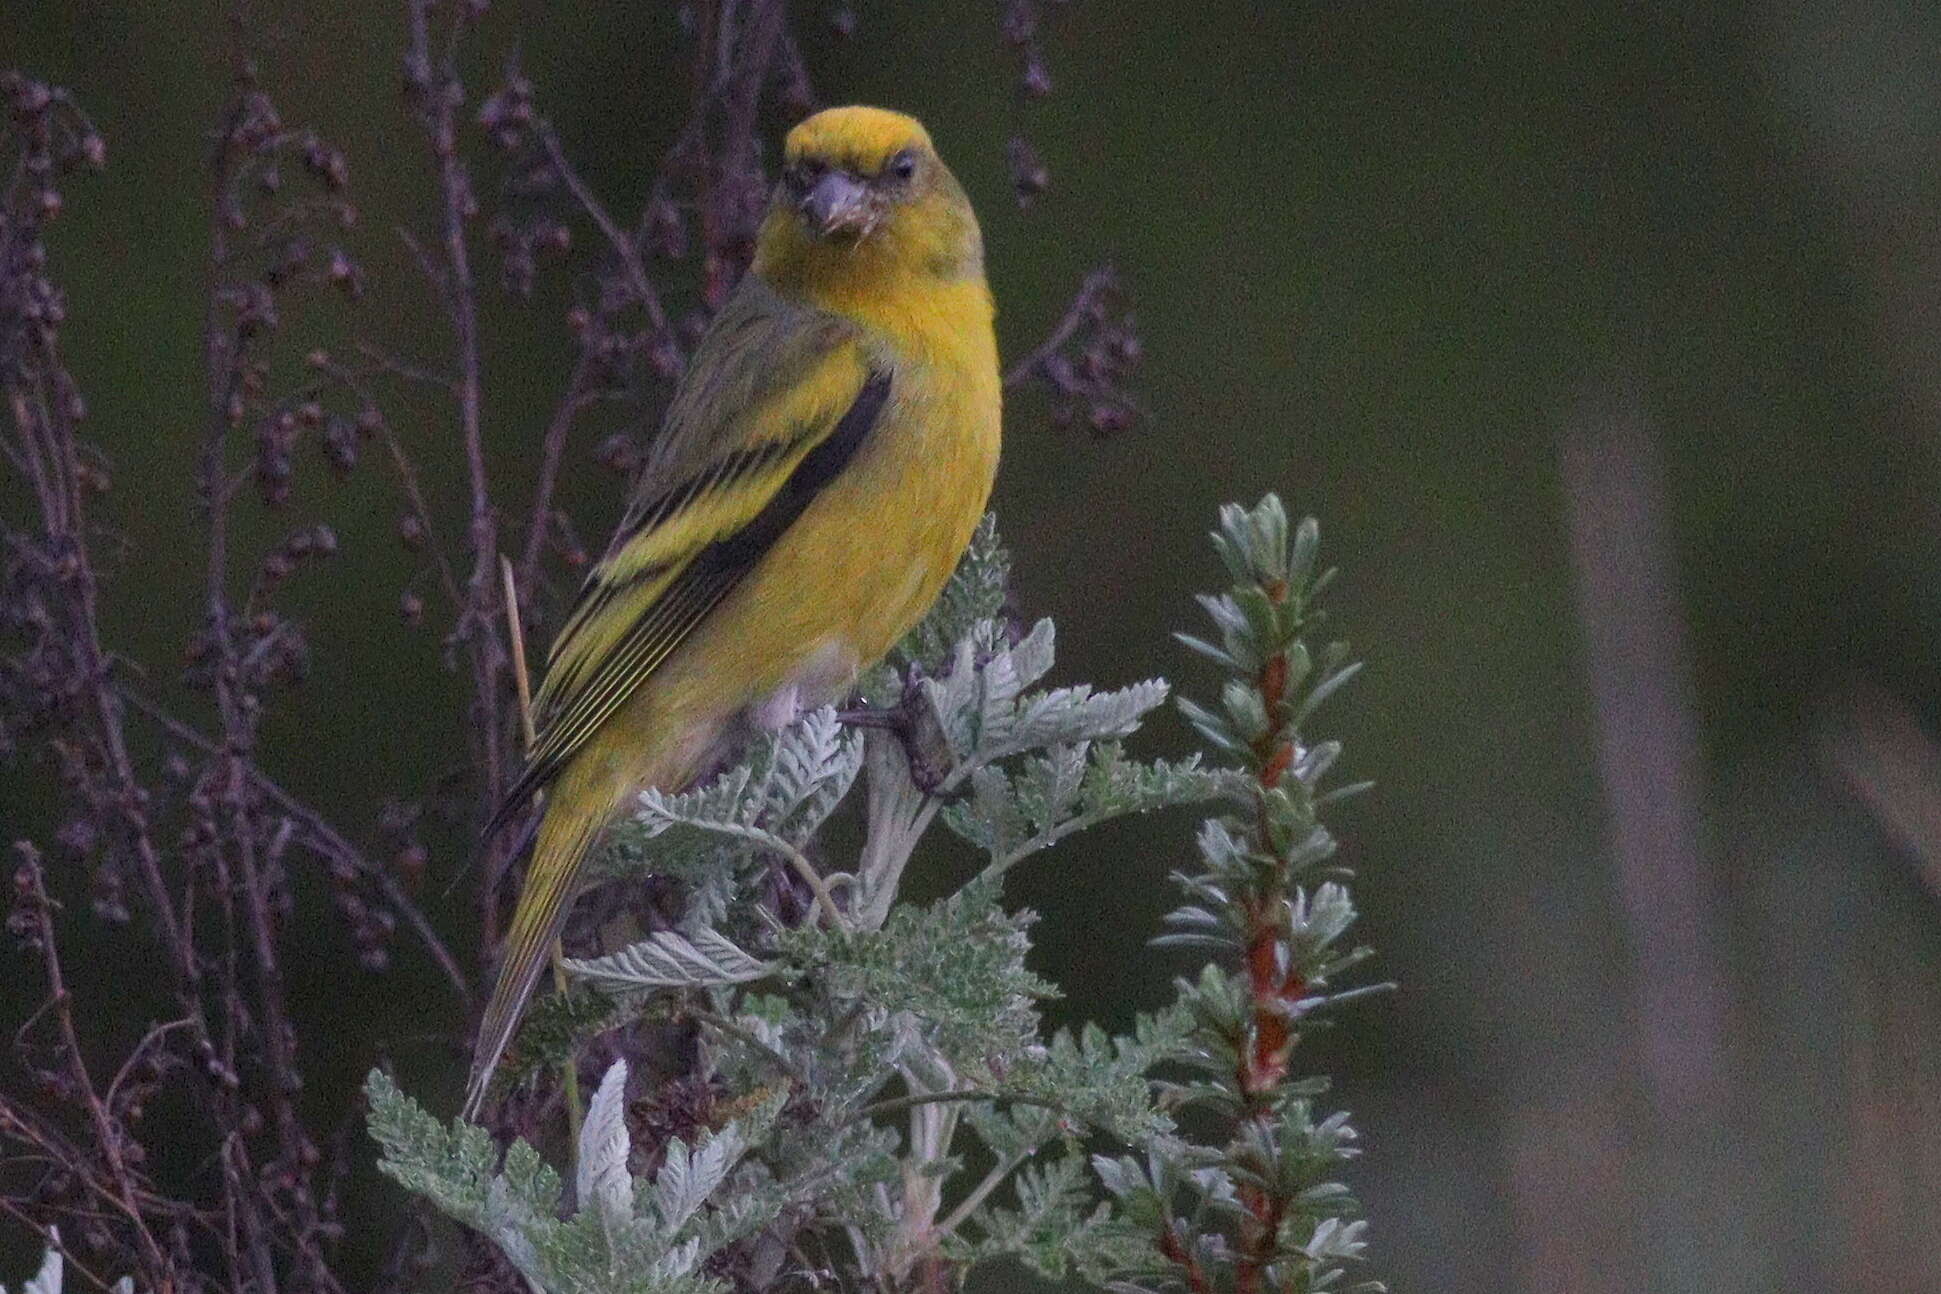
[465,106,1001,1116]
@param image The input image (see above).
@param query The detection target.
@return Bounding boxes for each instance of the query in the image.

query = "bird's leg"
[750,681,804,733]
[831,704,901,730]
[836,677,964,801]
[900,700,959,799]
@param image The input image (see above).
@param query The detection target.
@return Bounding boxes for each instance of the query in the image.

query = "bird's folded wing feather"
[488,282,890,835]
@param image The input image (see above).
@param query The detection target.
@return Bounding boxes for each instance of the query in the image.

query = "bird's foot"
[836,682,965,801]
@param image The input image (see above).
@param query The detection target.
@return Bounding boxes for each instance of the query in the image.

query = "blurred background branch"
[1562,396,1728,1125]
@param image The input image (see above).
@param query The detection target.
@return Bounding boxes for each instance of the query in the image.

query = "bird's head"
[754,107,983,293]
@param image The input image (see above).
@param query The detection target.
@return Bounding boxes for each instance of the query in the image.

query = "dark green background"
[7,1,1941,1289]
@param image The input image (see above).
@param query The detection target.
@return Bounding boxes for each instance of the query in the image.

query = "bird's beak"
[800,170,871,238]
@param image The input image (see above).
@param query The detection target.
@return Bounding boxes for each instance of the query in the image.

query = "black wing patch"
[484,368,893,839]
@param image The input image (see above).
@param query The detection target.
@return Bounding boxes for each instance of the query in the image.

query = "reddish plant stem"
[1233,586,1300,1294]
[158,77,293,1294]
[1157,1221,1215,1294]
[686,0,789,306]
[0,98,298,1283]
[195,46,385,1281]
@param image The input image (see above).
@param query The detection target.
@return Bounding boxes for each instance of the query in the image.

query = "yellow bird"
[464,106,1002,1117]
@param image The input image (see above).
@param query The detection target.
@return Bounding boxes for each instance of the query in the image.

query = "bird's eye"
[887,151,918,182]
[784,160,821,193]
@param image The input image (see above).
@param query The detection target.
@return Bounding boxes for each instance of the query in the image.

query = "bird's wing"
[487,281,890,836]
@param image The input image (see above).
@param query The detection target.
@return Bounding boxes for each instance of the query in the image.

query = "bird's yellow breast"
[611,274,1000,778]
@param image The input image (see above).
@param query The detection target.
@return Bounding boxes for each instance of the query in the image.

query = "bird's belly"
[640,374,999,743]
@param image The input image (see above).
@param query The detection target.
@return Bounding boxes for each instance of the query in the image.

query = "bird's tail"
[462,787,609,1120]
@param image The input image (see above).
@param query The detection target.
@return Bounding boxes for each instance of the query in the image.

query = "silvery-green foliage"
[777,877,1054,1068]
[993,1011,1191,1145]
[915,604,1234,884]
[2,1236,137,1294]
[564,927,771,993]
[368,1063,788,1294]
[919,618,1173,782]
[594,706,863,929]
[941,1155,1136,1281]
[367,509,1385,1293]
[4,1241,60,1294]
[945,741,1240,877]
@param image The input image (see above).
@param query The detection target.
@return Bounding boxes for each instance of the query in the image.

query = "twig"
[500,556,582,1150]
[405,0,514,952]
[534,124,671,334]
[853,1089,1059,1122]
[104,1019,194,1110]
[517,355,598,590]
[931,1148,1031,1242]
[13,849,173,1281]
[502,556,539,753]
[0,1205,114,1294]
[118,687,471,1005]
[1002,266,1115,389]
[1157,1222,1215,1294]
[353,337,453,388]
[1560,395,1728,1121]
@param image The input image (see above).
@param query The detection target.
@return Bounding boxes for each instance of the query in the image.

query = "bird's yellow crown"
[785,106,934,175]
[756,106,987,338]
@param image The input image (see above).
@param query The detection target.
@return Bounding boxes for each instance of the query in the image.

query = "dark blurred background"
[7,1,1941,1290]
